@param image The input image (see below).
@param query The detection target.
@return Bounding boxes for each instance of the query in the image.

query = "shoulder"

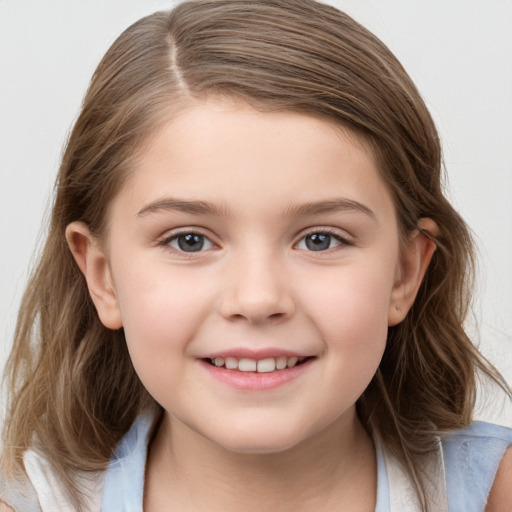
[22,450,105,512]
[442,421,512,462]
[442,422,512,512]
[0,470,41,512]
[445,421,512,441]
[0,465,41,512]
[1,448,104,512]
[486,446,512,512]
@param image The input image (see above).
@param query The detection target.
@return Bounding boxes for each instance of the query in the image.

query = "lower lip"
[200,358,314,391]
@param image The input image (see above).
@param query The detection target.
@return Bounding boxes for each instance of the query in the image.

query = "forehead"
[112,100,395,222]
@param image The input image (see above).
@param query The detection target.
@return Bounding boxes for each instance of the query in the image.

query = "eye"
[296,232,344,252]
[166,232,214,253]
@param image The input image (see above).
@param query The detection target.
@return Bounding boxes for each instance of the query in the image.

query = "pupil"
[305,233,330,251]
[178,234,204,252]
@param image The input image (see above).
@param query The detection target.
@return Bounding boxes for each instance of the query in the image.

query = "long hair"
[2,1,507,509]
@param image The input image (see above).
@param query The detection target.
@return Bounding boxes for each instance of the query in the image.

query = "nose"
[219,249,295,325]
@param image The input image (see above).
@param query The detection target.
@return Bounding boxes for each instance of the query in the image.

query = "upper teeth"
[211,356,304,372]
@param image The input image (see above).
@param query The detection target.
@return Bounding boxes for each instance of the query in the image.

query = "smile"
[200,353,315,391]
[205,356,308,373]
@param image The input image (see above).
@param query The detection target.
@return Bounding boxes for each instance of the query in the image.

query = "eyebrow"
[137,198,229,218]
[285,198,376,220]
[136,197,376,221]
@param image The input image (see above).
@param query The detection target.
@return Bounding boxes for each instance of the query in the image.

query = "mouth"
[203,356,313,373]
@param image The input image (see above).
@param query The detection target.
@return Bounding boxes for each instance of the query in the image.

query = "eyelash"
[158,228,351,255]
[295,228,351,252]
[158,230,215,255]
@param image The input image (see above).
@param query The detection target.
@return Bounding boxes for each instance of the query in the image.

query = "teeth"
[225,357,238,370]
[287,356,298,368]
[257,358,276,373]
[239,358,257,372]
[276,356,287,370]
[209,356,306,372]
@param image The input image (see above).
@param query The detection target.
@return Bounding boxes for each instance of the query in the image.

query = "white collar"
[374,432,449,512]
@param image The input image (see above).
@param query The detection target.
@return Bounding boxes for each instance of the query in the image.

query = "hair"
[1,0,508,510]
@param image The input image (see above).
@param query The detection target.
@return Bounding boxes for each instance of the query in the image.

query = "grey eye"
[296,233,342,251]
[169,233,213,252]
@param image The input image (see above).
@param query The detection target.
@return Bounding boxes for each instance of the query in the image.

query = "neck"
[144,410,377,512]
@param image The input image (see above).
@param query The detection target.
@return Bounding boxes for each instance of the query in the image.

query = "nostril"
[219,285,295,324]
[268,312,286,320]
[225,310,288,324]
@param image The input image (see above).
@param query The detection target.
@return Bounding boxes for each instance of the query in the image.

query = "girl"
[1,0,511,510]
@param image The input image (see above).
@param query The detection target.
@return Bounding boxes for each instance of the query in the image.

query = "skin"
[67,99,440,511]
[485,448,512,512]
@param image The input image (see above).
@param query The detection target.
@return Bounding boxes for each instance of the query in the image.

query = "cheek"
[299,258,396,398]
[111,261,213,358]
[306,263,394,341]
[296,268,392,430]
[112,270,211,404]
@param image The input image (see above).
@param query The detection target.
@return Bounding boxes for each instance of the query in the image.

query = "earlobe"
[65,222,123,330]
[388,218,439,326]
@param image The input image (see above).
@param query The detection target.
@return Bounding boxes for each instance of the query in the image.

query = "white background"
[1,0,511,425]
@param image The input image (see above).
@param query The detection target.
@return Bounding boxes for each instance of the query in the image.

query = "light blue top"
[100,412,512,512]
[443,421,512,511]
[2,413,511,511]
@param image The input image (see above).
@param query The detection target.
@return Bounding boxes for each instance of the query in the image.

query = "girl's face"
[76,100,429,454]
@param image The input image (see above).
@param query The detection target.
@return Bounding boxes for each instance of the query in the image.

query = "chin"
[209,424,309,455]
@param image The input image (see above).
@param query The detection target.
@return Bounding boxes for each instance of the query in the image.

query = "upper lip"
[198,348,313,360]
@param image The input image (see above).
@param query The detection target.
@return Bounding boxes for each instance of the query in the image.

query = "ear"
[388,218,439,326]
[65,221,123,330]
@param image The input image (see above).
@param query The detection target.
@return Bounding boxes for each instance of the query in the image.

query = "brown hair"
[1,0,507,509]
